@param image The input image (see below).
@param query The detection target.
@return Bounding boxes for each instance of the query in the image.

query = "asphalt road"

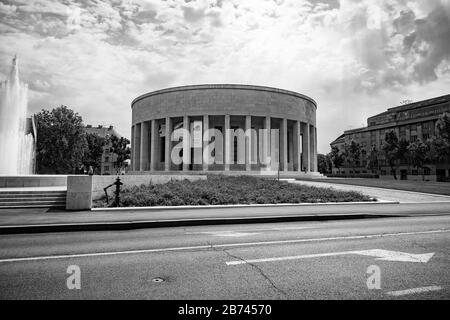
[0,215,449,299]
[2,202,450,227]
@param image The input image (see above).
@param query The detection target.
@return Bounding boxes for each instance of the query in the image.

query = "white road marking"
[204,231,261,237]
[0,228,448,263]
[184,226,318,235]
[386,286,442,296]
[226,249,435,265]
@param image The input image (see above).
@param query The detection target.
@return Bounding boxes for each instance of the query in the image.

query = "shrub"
[93,175,374,208]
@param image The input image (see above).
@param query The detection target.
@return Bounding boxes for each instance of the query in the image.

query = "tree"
[83,133,106,174]
[35,105,87,174]
[366,145,379,173]
[408,140,428,181]
[381,131,409,180]
[329,146,345,174]
[318,153,332,174]
[343,141,362,174]
[435,112,450,140]
[109,135,131,174]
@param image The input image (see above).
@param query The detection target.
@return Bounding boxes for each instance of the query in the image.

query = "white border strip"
[91,200,396,211]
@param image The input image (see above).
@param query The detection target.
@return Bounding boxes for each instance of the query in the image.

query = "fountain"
[0,56,35,175]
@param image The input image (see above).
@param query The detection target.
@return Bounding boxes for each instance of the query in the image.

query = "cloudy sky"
[1,0,449,153]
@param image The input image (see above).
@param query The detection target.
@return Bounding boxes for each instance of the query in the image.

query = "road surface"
[0,215,449,299]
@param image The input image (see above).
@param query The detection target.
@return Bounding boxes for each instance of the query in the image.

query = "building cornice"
[131,84,317,109]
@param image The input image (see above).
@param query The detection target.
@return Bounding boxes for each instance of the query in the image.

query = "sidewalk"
[1,201,450,234]
[291,180,450,203]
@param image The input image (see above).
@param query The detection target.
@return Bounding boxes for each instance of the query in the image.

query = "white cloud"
[0,0,449,153]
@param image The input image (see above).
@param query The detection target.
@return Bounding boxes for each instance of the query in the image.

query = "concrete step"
[0,191,66,195]
[0,189,67,208]
[0,193,66,197]
[0,197,65,202]
[0,204,66,209]
[0,200,66,208]
[0,194,66,198]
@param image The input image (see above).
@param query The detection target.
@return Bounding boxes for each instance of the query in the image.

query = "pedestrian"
[88,165,94,176]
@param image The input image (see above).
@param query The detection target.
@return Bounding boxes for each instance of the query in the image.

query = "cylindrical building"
[130,84,318,175]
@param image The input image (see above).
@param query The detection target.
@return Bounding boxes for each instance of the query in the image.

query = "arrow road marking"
[226,249,435,265]
[386,286,442,296]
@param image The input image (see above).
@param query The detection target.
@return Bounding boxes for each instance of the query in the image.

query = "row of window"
[350,121,436,143]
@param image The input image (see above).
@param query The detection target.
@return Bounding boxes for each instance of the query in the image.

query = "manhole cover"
[151,277,165,283]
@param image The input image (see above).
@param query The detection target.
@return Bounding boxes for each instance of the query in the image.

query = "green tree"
[407,140,429,181]
[109,135,131,174]
[381,131,409,180]
[329,146,345,174]
[435,112,450,140]
[318,153,332,174]
[429,112,450,163]
[83,133,106,174]
[35,105,87,174]
[366,145,379,173]
[343,141,362,174]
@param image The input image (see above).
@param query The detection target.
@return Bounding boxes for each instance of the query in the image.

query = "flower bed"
[93,175,375,208]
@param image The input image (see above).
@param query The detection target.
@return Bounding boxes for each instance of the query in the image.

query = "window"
[412,170,418,175]
[422,133,430,140]
[105,156,109,162]
[424,167,431,175]
[410,135,417,142]
[381,170,387,175]
[104,166,109,171]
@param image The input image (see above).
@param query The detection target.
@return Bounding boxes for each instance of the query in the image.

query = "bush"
[93,175,374,208]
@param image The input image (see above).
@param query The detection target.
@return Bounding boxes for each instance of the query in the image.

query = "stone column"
[293,121,301,172]
[302,122,310,172]
[281,118,288,172]
[133,123,141,172]
[150,119,158,171]
[264,116,271,169]
[130,125,134,171]
[309,124,315,172]
[183,115,191,171]
[245,115,252,171]
[165,117,172,171]
[224,114,231,171]
[203,115,209,172]
[314,126,318,172]
[140,121,149,171]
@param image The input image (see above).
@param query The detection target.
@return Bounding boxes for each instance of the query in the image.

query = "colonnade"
[131,115,317,173]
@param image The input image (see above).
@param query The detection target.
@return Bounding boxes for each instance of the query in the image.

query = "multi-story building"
[330,94,450,181]
[84,125,124,175]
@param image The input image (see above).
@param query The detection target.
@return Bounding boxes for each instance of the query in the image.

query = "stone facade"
[130,84,319,175]
[330,94,450,181]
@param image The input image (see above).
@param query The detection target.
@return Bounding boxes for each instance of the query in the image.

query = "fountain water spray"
[0,56,35,175]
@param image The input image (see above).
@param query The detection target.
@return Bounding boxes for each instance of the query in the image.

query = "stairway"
[0,190,66,209]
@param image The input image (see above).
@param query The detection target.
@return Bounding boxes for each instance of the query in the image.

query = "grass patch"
[93,175,374,208]
[312,178,450,196]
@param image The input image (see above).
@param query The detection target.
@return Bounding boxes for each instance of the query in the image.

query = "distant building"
[85,125,124,175]
[330,94,450,181]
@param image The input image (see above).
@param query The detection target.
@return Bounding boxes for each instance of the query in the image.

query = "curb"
[91,200,398,211]
[0,213,400,235]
